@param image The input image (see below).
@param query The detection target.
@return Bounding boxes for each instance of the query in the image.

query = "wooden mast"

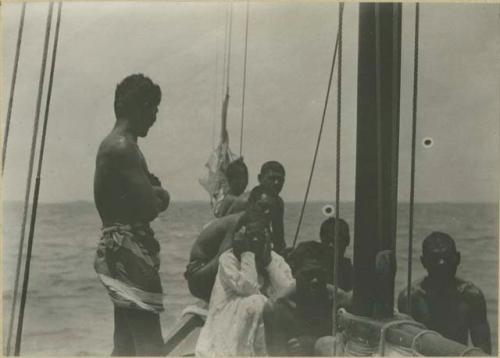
[352,3,402,317]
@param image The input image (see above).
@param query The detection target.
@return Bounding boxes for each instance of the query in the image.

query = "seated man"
[184,185,276,302]
[225,161,286,255]
[319,217,353,291]
[398,232,491,354]
[213,157,249,218]
[195,216,294,356]
[286,217,353,291]
[263,252,351,356]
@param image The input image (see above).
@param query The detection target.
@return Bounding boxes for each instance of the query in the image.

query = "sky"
[1,1,499,203]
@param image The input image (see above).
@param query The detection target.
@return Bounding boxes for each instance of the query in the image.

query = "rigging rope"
[219,0,233,141]
[2,2,27,174]
[291,8,342,249]
[8,3,54,355]
[212,4,222,150]
[407,3,420,315]
[14,2,62,354]
[225,0,234,94]
[221,1,230,102]
[239,0,250,156]
[332,2,344,346]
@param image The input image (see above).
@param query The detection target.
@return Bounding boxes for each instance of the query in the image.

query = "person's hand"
[287,338,302,355]
[260,236,272,267]
[153,187,170,212]
[233,231,250,259]
[287,336,315,356]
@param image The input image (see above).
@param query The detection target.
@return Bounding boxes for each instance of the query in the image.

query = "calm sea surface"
[2,201,498,355]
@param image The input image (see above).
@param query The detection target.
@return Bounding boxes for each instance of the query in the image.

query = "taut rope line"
[225,0,234,94]
[211,4,222,150]
[292,11,342,249]
[9,3,54,355]
[332,2,344,347]
[239,0,250,156]
[407,3,420,315]
[15,2,63,355]
[2,3,27,174]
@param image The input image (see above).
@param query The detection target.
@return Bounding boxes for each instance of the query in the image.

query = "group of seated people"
[184,158,492,356]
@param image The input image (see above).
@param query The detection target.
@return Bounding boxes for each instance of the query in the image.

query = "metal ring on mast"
[2,2,27,174]
[407,3,420,315]
[14,2,63,355]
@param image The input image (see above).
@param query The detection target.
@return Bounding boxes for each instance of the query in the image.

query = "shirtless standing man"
[93,74,169,356]
[398,232,491,354]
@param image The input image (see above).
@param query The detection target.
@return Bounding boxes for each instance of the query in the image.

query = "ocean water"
[2,201,498,355]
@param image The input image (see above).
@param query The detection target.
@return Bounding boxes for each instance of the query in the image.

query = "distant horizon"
[3,199,499,205]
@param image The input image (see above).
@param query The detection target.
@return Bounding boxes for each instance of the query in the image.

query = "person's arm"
[218,250,260,296]
[266,252,295,296]
[148,172,170,212]
[110,140,159,222]
[214,195,236,218]
[225,194,249,215]
[271,197,286,255]
[287,336,318,356]
[397,289,408,314]
[326,284,352,311]
[467,287,491,354]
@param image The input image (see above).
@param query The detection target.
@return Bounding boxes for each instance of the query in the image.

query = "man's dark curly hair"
[225,157,248,181]
[114,74,162,117]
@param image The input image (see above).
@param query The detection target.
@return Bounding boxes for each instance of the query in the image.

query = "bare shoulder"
[219,212,243,228]
[98,133,136,161]
[399,278,426,300]
[457,278,485,303]
[201,213,241,235]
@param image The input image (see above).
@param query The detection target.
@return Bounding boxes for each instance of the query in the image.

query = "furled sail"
[199,93,239,205]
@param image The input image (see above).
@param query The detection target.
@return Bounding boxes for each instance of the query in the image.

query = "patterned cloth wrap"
[94,223,164,313]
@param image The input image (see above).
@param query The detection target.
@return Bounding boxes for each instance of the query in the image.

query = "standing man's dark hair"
[114,74,162,117]
[94,73,169,356]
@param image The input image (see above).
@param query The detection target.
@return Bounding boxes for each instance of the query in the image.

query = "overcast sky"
[2,1,499,203]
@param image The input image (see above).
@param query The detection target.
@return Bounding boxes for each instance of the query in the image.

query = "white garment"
[195,250,295,357]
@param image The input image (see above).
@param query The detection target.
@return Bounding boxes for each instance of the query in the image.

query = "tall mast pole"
[352,3,402,317]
